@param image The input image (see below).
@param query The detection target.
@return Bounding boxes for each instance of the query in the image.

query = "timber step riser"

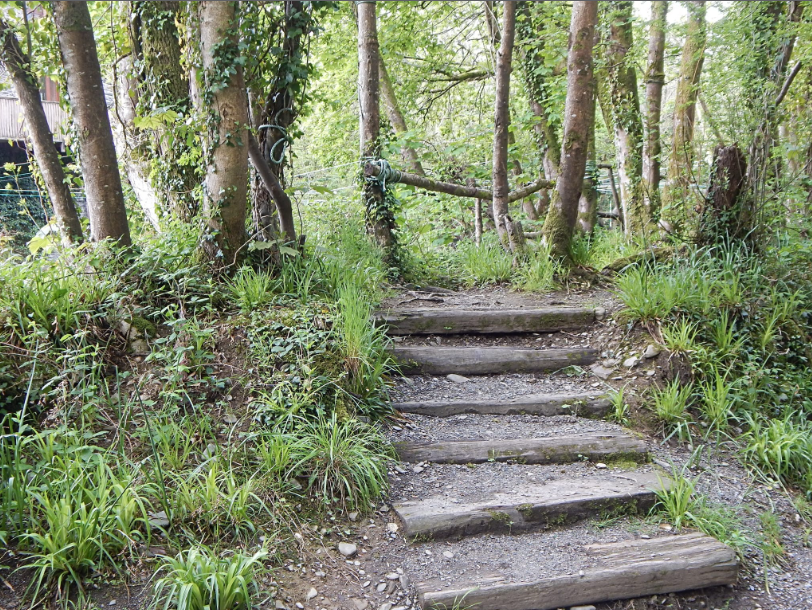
[395,433,648,465]
[395,473,666,540]
[399,492,658,540]
[393,394,610,417]
[418,533,739,610]
[391,347,599,376]
[376,307,596,335]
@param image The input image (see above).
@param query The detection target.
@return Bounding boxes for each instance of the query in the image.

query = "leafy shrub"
[741,413,812,488]
[227,267,276,312]
[151,547,267,610]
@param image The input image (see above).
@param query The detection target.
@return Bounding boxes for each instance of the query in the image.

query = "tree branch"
[775,60,803,107]
[248,133,297,244]
[363,163,552,203]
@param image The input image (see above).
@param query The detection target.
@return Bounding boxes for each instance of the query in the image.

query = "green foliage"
[614,266,680,323]
[651,380,694,440]
[606,387,629,426]
[515,242,558,292]
[286,414,393,512]
[456,236,513,287]
[227,267,276,312]
[151,547,267,610]
[741,413,812,489]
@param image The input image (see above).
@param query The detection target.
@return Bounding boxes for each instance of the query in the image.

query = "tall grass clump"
[227,267,276,312]
[614,266,680,323]
[151,547,267,610]
[288,414,393,512]
[741,413,812,489]
[456,236,513,286]
[651,380,694,440]
[335,282,392,405]
[515,242,558,292]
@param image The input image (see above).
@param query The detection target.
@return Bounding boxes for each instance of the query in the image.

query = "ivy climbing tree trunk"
[605,1,648,238]
[541,1,597,258]
[128,1,198,222]
[53,1,131,246]
[491,0,520,253]
[643,1,667,219]
[199,0,248,266]
[251,1,311,244]
[516,1,563,219]
[661,0,706,235]
[0,19,83,245]
[358,0,394,253]
[379,55,425,177]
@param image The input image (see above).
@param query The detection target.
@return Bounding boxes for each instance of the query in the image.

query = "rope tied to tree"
[363,158,402,192]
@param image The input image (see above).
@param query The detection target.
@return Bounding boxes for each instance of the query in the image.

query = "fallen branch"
[364,163,553,203]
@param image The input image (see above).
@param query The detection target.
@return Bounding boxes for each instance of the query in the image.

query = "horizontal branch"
[431,68,493,82]
[363,163,553,203]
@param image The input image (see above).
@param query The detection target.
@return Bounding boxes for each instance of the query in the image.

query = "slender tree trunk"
[661,0,706,234]
[0,19,83,245]
[252,1,311,244]
[199,0,248,266]
[129,1,197,222]
[492,1,520,252]
[53,1,131,246]
[379,55,425,177]
[605,1,648,238]
[643,1,667,219]
[248,135,296,243]
[358,1,394,253]
[577,107,598,234]
[541,1,598,258]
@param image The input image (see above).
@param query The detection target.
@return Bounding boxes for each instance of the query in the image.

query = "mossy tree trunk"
[576,109,598,235]
[661,0,706,235]
[129,1,198,223]
[0,19,84,245]
[643,1,667,220]
[199,0,249,267]
[53,1,131,246]
[541,1,598,259]
[604,1,648,238]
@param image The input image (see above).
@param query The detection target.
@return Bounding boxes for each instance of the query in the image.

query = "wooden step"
[395,432,647,465]
[394,471,665,540]
[417,532,738,610]
[375,307,596,335]
[392,347,599,375]
[393,392,610,417]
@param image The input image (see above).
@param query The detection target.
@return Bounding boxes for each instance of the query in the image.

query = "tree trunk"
[492,0,519,252]
[516,1,563,218]
[746,1,804,204]
[661,0,706,235]
[358,1,394,253]
[379,55,425,177]
[129,1,197,222]
[199,0,248,266]
[699,144,747,244]
[53,1,131,246]
[251,1,311,244]
[577,109,598,235]
[0,19,83,245]
[541,1,598,258]
[643,1,667,219]
[605,1,648,238]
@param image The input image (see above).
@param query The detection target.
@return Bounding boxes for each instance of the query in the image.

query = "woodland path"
[378,289,739,610]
